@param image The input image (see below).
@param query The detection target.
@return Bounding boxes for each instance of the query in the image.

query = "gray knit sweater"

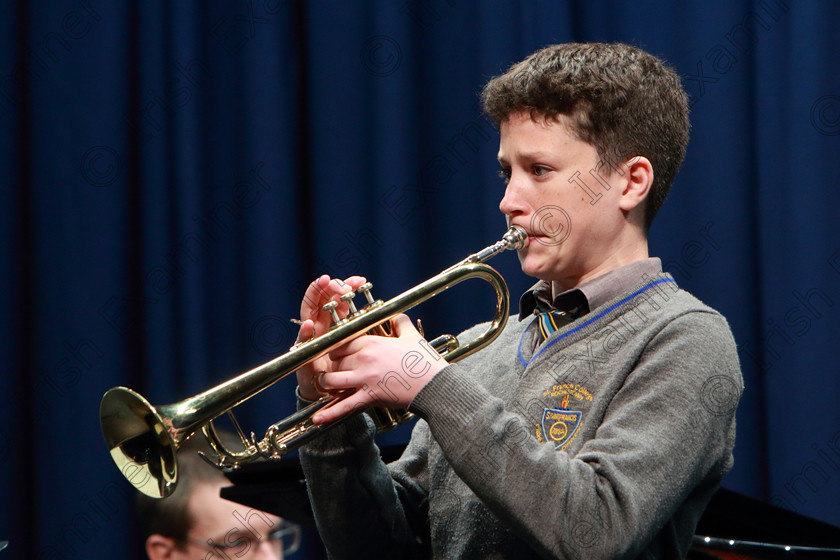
[299,273,742,559]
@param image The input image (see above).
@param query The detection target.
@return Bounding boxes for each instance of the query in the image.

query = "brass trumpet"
[100,226,527,498]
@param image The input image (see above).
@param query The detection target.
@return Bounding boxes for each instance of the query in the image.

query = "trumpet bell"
[100,387,179,498]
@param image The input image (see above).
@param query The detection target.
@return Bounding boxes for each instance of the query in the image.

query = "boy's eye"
[498,168,511,183]
[533,166,549,176]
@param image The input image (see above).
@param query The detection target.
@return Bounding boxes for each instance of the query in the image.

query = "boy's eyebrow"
[497,150,554,163]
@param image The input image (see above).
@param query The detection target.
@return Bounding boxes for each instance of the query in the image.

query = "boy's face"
[498,112,642,290]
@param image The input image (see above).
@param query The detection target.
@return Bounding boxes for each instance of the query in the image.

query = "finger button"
[358,282,376,306]
[340,292,359,315]
[323,301,340,324]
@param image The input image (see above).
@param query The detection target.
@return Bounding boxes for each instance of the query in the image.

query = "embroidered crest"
[541,408,582,450]
[535,383,591,450]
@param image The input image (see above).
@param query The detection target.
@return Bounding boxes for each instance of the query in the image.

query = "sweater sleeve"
[408,310,742,559]
[298,408,432,559]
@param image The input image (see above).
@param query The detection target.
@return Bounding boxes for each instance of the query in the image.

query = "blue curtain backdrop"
[3,0,840,558]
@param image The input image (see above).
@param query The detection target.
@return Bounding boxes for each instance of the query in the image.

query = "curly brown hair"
[481,43,690,233]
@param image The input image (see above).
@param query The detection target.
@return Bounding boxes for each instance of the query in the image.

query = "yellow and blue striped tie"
[537,309,573,343]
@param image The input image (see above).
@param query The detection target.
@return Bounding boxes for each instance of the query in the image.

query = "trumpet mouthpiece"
[504,225,528,250]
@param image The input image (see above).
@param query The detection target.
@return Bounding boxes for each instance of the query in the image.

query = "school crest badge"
[541,407,582,450]
[535,384,591,451]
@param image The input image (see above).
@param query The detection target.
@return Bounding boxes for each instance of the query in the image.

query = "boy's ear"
[146,534,178,560]
[617,155,653,213]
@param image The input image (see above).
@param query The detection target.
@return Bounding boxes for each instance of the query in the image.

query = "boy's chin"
[520,260,554,281]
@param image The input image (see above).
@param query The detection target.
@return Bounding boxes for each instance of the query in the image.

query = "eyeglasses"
[184,521,302,557]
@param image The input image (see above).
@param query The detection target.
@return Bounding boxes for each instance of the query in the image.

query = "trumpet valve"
[340,291,359,315]
[358,282,376,306]
[323,301,342,325]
